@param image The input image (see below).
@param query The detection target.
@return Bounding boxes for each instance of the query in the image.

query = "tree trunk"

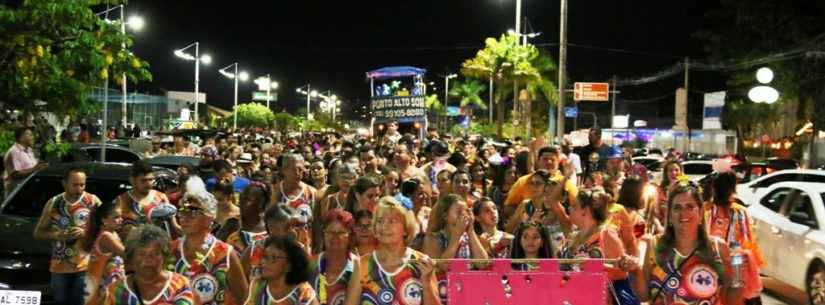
[496,97,504,139]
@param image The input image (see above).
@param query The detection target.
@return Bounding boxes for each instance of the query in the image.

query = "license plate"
[0,290,41,305]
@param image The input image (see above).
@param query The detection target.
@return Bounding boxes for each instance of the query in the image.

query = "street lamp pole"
[194,42,200,126]
[233,64,238,130]
[96,4,143,160]
[119,5,128,129]
[219,63,247,130]
[266,74,271,110]
[557,0,568,140]
[174,42,211,127]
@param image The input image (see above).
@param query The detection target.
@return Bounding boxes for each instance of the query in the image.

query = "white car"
[736,169,825,207]
[747,181,825,305]
[681,160,714,182]
[633,156,664,184]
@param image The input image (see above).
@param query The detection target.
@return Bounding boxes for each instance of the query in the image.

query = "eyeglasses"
[339,174,357,181]
[178,206,206,217]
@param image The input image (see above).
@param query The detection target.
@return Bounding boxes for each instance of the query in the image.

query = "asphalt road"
[762,277,805,305]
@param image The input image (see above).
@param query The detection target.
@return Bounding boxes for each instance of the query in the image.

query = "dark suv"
[0,162,176,295]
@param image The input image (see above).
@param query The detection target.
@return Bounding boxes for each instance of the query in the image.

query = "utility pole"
[611,75,617,129]
[489,75,494,122]
[514,0,521,135]
[556,0,568,141]
[684,57,690,152]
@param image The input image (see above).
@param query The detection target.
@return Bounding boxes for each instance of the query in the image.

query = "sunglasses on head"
[178,205,206,215]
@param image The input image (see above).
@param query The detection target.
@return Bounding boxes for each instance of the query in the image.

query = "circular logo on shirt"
[666,277,680,290]
[378,288,394,304]
[400,278,424,305]
[684,264,718,299]
[294,203,313,223]
[73,208,91,226]
[192,273,219,302]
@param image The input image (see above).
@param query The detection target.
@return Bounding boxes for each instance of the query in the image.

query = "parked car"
[736,169,825,207]
[0,162,176,297]
[681,160,714,182]
[62,143,143,164]
[146,155,202,172]
[746,181,825,305]
[632,156,664,183]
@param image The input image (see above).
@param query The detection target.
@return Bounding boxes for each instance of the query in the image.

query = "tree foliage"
[695,0,825,135]
[460,33,558,137]
[449,79,487,110]
[0,0,152,118]
[231,102,275,128]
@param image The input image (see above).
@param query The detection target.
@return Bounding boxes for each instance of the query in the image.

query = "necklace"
[280,181,304,202]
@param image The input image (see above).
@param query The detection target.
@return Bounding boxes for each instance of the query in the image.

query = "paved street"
[762,277,806,305]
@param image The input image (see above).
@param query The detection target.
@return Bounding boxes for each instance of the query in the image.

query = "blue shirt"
[206,176,250,193]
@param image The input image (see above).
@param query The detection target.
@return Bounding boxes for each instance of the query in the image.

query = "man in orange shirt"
[502,146,578,220]
[34,167,102,305]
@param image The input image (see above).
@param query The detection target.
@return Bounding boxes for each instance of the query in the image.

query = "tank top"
[46,192,101,273]
[310,252,356,305]
[360,248,428,305]
[171,234,237,305]
[277,183,315,224]
[85,232,125,305]
[244,281,316,305]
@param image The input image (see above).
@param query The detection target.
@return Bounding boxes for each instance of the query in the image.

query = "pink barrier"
[447,259,609,305]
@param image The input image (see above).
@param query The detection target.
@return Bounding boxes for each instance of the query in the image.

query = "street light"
[254,75,279,109]
[174,42,211,126]
[444,74,458,114]
[95,4,144,161]
[748,67,779,104]
[296,85,316,125]
[219,63,248,130]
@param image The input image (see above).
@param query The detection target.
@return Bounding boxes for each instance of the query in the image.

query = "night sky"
[125,0,724,129]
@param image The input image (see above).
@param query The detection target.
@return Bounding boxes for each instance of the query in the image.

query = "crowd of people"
[30,122,765,305]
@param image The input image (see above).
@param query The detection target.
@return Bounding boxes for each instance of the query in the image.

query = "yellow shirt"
[504,171,578,206]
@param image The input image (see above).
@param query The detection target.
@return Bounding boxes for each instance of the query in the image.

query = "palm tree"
[425,94,446,130]
[461,33,547,138]
[449,79,487,126]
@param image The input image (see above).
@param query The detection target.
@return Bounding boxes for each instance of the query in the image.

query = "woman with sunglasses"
[504,170,570,235]
[358,197,439,305]
[172,177,248,305]
[621,181,742,305]
[309,209,362,305]
[244,236,318,305]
